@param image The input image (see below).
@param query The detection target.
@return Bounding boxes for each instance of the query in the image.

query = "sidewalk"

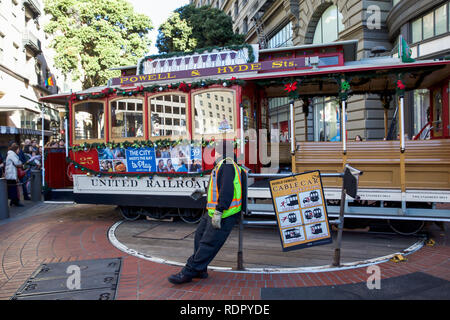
[0,203,449,300]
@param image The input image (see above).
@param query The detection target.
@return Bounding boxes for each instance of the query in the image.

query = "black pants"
[182,212,239,277]
[7,180,19,205]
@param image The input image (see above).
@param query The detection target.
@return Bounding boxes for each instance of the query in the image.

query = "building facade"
[0,0,81,155]
[190,0,450,142]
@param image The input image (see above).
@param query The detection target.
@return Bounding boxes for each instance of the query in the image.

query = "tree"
[156,12,197,53]
[156,4,245,54]
[44,0,153,89]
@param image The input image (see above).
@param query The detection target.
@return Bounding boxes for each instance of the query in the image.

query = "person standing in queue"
[5,143,24,207]
[168,140,245,284]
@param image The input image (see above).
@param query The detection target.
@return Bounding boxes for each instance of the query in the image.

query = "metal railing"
[23,0,41,18]
[22,31,41,55]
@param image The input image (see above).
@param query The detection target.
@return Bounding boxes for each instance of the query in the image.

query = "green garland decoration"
[70,78,245,102]
[68,138,244,177]
[67,157,212,178]
[138,44,255,75]
[339,79,350,101]
[69,138,244,152]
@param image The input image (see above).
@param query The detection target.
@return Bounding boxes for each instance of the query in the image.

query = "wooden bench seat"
[294,140,450,190]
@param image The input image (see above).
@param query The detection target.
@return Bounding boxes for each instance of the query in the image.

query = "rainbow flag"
[45,76,54,87]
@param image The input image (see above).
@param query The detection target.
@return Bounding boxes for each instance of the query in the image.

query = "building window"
[234,0,239,16]
[150,94,187,137]
[193,90,235,136]
[435,3,447,35]
[243,17,248,34]
[412,89,430,139]
[412,18,422,43]
[73,102,105,141]
[267,23,293,49]
[313,98,340,142]
[110,98,144,140]
[312,5,345,44]
[411,3,449,43]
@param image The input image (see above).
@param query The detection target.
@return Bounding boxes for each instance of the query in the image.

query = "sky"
[127,0,190,55]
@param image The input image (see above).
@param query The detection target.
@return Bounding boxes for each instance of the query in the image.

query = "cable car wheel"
[146,207,175,220]
[387,219,425,235]
[119,206,142,221]
[178,208,203,224]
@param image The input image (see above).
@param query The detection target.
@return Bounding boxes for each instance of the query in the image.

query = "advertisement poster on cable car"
[95,144,203,174]
[269,170,332,251]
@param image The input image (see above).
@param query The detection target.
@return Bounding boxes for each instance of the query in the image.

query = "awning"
[0,126,53,136]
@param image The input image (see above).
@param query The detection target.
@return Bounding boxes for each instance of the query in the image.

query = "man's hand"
[211,210,223,229]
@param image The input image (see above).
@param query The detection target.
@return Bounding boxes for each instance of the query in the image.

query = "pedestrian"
[18,143,31,200]
[5,143,24,207]
[168,140,245,284]
[0,153,4,178]
[31,139,38,153]
[59,139,65,148]
[23,139,32,154]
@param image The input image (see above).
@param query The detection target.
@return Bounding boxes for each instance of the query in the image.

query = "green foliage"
[44,0,153,89]
[156,4,245,54]
[156,12,197,53]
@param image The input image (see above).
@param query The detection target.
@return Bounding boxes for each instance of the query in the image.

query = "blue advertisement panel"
[125,148,157,172]
[97,144,203,173]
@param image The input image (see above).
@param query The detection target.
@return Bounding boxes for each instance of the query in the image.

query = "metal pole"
[237,168,247,270]
[41,105,45,187]
[31,170,42,202]
[0,178,9,220]
[240,103,244,163]
[65,118,69,157]
[332,177,346,267]
[289,100,295,154]
[399,96,405,152]
[342,100,347,154]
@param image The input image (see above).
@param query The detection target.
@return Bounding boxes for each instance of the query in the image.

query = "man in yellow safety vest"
[168,140,244,284]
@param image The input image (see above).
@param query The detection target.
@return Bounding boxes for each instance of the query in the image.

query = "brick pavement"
[0,203,449,300]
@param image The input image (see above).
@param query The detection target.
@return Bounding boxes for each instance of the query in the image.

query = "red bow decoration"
[397,80,405,90]
[230,77,237,81]
[70,93,77,101]
[284,81,298,93]
[178,82,190,92]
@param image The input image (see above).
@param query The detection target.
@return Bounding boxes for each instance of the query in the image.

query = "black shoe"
[193,270,208,279]
[168,272,193,285]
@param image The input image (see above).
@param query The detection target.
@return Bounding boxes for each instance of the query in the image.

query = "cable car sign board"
[269,170,332,251]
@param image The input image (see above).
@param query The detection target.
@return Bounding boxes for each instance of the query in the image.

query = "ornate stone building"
[0,0,81,154]
[191,0,450,142]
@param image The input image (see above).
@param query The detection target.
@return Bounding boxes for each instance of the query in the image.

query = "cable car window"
[73,101,105,142]
[193,90,235,137]
[149,94,187,138]
[110,98,144,140]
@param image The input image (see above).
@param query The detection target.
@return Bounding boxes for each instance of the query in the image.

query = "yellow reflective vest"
[206,158,244,218]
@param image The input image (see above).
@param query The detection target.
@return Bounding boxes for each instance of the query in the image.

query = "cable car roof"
[40,50,450,105]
